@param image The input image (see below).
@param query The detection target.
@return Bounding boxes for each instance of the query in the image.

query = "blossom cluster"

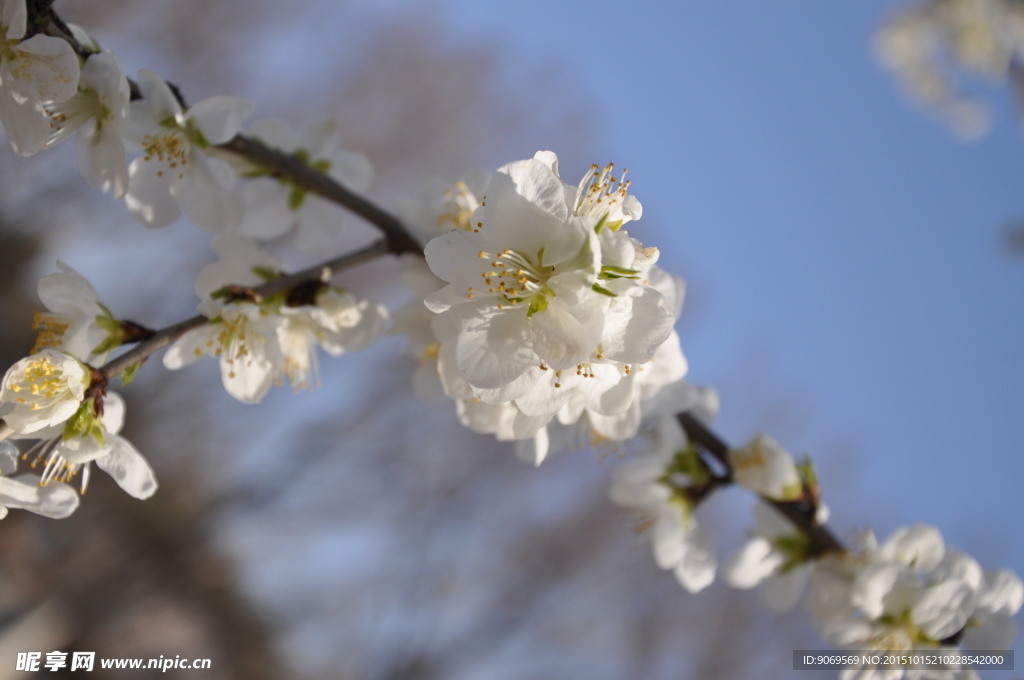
[608,420,1021,678]
[163,236,387,404]
[876,0,1024,137]
[394,151,690,465]
[0,0,387,515]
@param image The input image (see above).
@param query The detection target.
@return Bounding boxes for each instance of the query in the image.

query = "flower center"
[141,127,190,178]
[5,356,71,406]
[476,248,554,311]
[575,162,631,220]
[437,181,480,232]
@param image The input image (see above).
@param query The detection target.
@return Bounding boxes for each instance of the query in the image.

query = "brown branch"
[677,412,846,557]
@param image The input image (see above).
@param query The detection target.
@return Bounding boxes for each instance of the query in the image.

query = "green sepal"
[798,454,818,490]
[593,213,609,234]
[661,442,711,489]
[773,533,814,573]
[119,363,141,387]
[591,283,616,297]
[527,294,548,319]
[311,159,331,174]
[601,265,640,276]
[288,185,307,210]
[251,266,283,282]
[91,312,126,356]
[63,401,102,444]
[606,219,624,232]
[537,247,546,266]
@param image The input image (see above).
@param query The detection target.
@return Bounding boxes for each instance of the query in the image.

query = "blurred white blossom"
[239,118,374,251]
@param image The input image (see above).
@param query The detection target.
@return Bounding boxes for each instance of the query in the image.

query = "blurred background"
[0,0,1022,677]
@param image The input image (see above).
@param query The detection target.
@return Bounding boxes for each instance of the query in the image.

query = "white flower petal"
[125,156,181,228]
[724,536,782,589]
[12,34,79,102]
[187,95,253,145]
[674,524,717,593]
[95,434,158,499]
[171,153,243,233]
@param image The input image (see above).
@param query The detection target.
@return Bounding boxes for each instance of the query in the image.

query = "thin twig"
[98,238,389,380]
[678,412,846,557]
[0,240,389,443]
[217,136,423,256]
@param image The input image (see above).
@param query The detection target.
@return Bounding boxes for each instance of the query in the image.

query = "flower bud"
[728,434,802,500]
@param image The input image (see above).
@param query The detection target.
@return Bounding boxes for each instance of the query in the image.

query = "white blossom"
[806,524,1012,680]
[960,569,1022,651]
[124,69,252,232]
[45,49,130,197]
[239,118,374,251]
[165,236,386,402]
[424,151,674,404]
[33,261,119,364]
[397,170,490,247]
[724,500,828,613]
[0,349,89,434]
[0,441,78,519]
[609,415,716,593]
[0,0,79,155]
[275,288,388,390]
[876,0,1024,137]
[728,434,802,501]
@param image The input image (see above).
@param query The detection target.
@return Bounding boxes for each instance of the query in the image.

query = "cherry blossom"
[165,236,386,402]
[0,0,79,155]
[609,415,717,593]
[32,261,121,364]
[724,501,829,613]
[0,349,89,434]
[728,434,802,501]
[124,69,252,232]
